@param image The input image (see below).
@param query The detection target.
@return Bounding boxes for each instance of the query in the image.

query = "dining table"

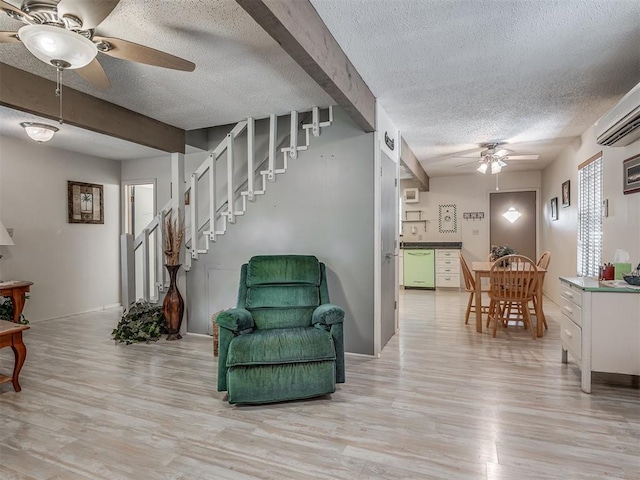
[471,262,547,337]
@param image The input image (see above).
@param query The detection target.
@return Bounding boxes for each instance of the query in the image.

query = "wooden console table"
[0,319,29,392]
[0,281,33,323]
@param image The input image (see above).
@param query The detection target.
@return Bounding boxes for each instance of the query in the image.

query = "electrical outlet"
[418,234,423,240]
[472,229,479,235]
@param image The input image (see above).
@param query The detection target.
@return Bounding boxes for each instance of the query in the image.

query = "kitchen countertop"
[400,242,462,249]
[560,276,640,293]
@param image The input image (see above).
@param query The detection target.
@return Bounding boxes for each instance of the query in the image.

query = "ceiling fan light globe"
[18,24,97,69]
[491,161,502,174]
[477,162,488,174]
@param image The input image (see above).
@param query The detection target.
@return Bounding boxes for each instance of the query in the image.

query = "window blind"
[577,154,603,277]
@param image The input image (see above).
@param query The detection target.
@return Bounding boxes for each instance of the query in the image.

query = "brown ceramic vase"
[163,264,184,340]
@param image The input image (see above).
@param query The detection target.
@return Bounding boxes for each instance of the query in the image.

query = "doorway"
[123,181,157,301]
[489,191,537,260]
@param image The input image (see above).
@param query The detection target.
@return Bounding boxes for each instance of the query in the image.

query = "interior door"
[381,151,398,349]
[489,191,537,260]
[125,183,156,300]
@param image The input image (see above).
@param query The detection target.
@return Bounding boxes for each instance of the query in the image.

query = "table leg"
[11,289,26,323]
[11,332,26,392]
[475,271,482,333]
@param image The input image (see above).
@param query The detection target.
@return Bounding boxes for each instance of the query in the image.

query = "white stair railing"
[121,107,333,306]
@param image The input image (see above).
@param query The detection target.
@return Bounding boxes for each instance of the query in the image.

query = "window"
[577,153,603,277]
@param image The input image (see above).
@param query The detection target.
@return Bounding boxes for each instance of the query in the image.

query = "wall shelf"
[402,210,428,232]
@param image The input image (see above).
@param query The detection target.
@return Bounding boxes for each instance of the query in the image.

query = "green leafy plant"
[491,245,516,261]
[0,296,29,324]
[112,300,166,344]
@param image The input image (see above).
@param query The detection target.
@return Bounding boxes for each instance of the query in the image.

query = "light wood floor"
[1,290,639,479]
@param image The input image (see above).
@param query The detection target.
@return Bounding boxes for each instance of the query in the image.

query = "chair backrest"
[458,252,475,292]
[488,255,538,302]
[237,255,328,330]
[537,251,551,270]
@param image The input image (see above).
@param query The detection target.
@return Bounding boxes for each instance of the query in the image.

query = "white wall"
[0,135,121,321]
[541,127,640,304]
[401,171,542,263]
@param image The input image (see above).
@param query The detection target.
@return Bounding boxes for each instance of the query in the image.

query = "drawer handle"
[564,291,573,299]
[445,268,451,272]
[414,280,426,283]
[562,306,573,315]
[444,277,451,280]
[563,329,572,338]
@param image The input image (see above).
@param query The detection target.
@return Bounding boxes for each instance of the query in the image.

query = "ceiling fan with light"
[0,0,195,94]
[454,143,539,174]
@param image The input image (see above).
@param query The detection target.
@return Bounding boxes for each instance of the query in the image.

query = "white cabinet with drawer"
[435,249,460,288]
[560,277,640,393]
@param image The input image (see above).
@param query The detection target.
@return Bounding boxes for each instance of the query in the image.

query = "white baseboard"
[31,303,123,323]
[345,351,378,359]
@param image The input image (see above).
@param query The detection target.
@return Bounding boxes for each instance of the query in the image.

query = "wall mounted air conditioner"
[594,81,640,147]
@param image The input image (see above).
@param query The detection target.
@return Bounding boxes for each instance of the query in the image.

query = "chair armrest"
[312,304,345,326]
[216,308,254,333]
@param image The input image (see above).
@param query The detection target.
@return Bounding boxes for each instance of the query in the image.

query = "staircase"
[120,107,333,307]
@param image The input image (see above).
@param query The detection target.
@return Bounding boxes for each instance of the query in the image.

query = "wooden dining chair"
[530,251,551,329]
[487,255,538,339]
[459,252,489,324]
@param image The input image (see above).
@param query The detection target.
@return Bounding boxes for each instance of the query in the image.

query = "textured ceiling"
[1,1,639,170]
[311,0,640,176]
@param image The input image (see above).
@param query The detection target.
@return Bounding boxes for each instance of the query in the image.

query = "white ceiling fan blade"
[494,148,513,156]
[57,0,120,30]
[455,160,481,168]
[504,155,539,161]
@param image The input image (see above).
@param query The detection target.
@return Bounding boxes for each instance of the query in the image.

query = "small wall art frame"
[562,180,570,207]
[623,153,640,195]
[550,197,558,221]
[403,187,419,203]
[68,181,104,224]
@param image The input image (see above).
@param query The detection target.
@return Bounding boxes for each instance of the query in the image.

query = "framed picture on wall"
[623,153,640,195]
[550,197,558,221]
[68,181,104,224]
[562,180,570,207]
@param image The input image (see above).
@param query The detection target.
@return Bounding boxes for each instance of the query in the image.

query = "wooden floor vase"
[163,264,184,340]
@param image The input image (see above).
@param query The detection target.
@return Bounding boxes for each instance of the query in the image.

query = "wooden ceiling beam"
[401,137,430,191]
[236,0,376,132]
[0,63,185,153]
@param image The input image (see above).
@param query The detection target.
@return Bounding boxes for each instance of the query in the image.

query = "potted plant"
[491,245,516,262]
[112,300,165,344]
[162,211,185,340]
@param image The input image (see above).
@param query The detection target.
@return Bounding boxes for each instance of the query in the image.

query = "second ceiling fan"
[454,143,539,174]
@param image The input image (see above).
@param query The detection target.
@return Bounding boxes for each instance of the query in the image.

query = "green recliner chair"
[217,255,345,404]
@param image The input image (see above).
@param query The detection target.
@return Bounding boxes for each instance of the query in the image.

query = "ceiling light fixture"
[477,154,507,175]
[502,207,521,223]
[20,122,59,143]
[18,25,98,124]
[18,25,97,69]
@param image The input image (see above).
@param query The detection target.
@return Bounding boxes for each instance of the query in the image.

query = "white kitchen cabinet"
[435,249,460,288]
[560,277,640,393]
